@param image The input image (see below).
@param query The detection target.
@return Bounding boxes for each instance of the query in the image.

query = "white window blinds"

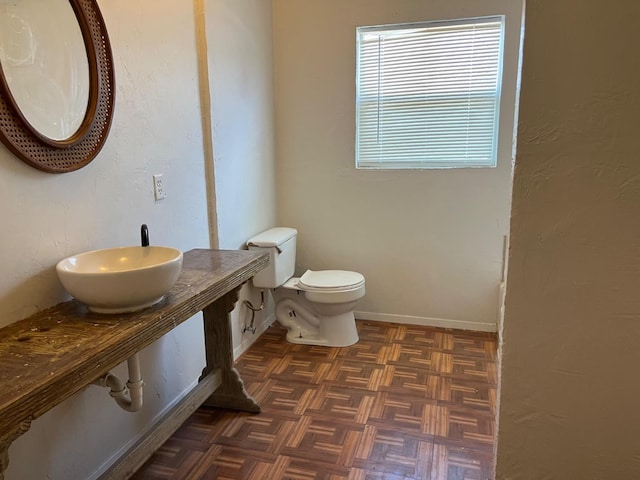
[356,17,504,169]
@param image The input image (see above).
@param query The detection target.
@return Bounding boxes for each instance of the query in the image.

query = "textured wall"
[273,0,524,331]
[1,1,210,479]
[204,0,277,354]
[497,1,640,478]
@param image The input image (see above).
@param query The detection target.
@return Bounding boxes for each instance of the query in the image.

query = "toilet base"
[274,295,359,347]
[281,311,359,347]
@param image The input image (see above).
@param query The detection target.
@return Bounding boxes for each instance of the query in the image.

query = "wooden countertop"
[0,248,269,444]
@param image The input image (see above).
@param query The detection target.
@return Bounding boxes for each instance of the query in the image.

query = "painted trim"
[354,311,497,333]
[89,377,199,480]
[92,312,276,479]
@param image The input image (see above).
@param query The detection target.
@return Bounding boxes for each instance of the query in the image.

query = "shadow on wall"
[0,267,67,329]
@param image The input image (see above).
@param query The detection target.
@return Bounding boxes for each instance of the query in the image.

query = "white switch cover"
[153,174,167,200]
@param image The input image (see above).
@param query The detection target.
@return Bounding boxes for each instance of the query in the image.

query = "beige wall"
[497,1,640,477]
[204,0,278,355]
[2,2,211,478]
[273,0,524,331]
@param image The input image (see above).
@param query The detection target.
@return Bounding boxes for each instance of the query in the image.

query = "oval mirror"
[0,0,114,173]
[0,0,89,141]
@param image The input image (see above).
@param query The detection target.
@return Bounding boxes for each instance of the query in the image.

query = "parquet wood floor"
[131,321,497,480]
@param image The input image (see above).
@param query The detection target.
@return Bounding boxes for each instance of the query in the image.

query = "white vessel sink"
[56,246,183,314]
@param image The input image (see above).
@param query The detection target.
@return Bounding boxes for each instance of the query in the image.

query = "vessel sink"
[56,246,183,314]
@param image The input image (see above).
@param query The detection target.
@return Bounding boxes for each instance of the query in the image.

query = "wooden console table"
[0,249,269,480]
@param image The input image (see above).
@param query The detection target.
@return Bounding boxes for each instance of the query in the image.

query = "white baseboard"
[89,377,200,480]
[91,311,490,478]
[233,312,275,359]
[354,311,497,333]
[91,312,276,479]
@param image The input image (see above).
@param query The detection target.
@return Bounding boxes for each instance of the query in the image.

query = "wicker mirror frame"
[0,0,114,173]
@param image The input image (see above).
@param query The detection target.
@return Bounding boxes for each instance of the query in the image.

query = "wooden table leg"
[0,420,32,480]
[199,287,260,413]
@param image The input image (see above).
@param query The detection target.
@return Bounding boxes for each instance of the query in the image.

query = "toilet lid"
[298,270,365,290]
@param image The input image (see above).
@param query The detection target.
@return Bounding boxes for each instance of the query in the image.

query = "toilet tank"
[246,227,297,288]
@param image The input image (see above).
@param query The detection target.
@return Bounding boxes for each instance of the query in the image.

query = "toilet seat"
[298,270,365,292]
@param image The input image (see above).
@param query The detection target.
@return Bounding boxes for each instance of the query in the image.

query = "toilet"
[247,227,364,347]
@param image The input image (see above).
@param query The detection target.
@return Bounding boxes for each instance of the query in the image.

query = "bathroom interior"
[1,0,639,479]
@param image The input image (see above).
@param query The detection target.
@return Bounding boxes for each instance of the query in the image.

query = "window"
[356,16,504,169]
